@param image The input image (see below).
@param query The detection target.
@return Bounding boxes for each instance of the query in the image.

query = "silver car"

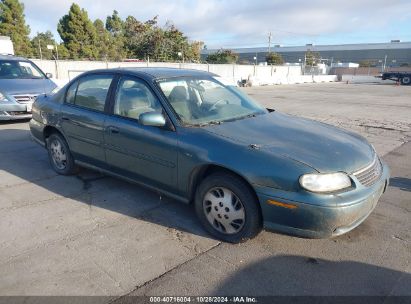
[0,55,56,120]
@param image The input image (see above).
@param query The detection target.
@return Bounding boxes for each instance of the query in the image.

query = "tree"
[57,3,98,59]
[106,10,123,36]
[266,52,284,65]
[123,16,201,62]
[123,15,145,57]
[0,0,32,56]
[31,31,56,60]
[305,50,321,66]
[56,44,70,59]
[94,19,111,60]
[206,49,238,64]
[359,60,373,68]
[105,10,126,60]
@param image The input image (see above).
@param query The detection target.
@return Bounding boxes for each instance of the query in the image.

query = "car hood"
[204,111,374,173]
[0,79,57,95]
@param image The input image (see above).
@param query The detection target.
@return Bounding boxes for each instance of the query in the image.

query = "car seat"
[116,88,154,119]
[168,86,191,120]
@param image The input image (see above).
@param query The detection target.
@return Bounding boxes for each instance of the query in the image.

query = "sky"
[22,0,411,49]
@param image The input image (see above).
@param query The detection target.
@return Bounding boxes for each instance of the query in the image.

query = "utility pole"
[268,32,272,54]
[383,54,387,72]
[54,42,59,61]
[303,53,307,75]
[38,39,43,60]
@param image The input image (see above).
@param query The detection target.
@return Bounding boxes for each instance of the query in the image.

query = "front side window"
[65,81,78,104]
[74,74,113,111]
[157,77,267,125]
[0,60,45,79]
[114,77,162,120]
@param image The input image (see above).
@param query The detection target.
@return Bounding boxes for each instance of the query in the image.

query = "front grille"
[12,94,38,104]
[353,155,382,187]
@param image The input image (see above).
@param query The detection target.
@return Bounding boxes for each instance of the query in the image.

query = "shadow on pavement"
[212,255,411,297]
[389,177,411,192]
[0,127,211,240]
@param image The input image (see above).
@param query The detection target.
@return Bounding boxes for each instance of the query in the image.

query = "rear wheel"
[400,76,411,85]
[47,133,77,175]
[195,172,262,243]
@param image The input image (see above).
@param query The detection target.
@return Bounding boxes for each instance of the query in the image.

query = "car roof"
[0,54,30,61]
[82,67,217,80]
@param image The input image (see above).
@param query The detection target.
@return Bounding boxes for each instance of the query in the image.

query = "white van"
[0,36,14,55]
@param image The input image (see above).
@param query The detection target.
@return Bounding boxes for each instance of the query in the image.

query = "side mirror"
[46,73,53,79]
[139,112,166,127]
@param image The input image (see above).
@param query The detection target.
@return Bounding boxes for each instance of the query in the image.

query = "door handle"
[107,126,120,134]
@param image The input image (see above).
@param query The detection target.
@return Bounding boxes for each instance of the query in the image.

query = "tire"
[46,133,78,175]
[400,76,411,85]
[195,172,263,243]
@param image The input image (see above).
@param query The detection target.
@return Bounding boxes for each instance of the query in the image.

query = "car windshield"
[0,60,45,79]
[157,76,267,126]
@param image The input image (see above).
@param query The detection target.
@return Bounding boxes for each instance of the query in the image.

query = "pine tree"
[94,19,113,61]
[57,3,98,60]
[266,52,284,65]
[105,10,126,60]
[0,0,32,56]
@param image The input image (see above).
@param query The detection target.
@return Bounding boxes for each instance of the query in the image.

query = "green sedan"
[30,68,390,243]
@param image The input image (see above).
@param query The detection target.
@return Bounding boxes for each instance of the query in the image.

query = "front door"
[104,76,178,192]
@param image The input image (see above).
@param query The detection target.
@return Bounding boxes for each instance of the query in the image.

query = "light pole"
[54,42,59,61]
[38,39,43,60]
[268,32,272,54]
[383,55,387,72]
[47,44,59,79]
[178,51,184,64]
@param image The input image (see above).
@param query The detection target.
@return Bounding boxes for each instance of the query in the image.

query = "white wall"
[31,59,337,87]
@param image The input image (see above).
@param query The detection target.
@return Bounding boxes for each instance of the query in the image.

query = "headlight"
[299,172,351,193]
[0,91,9,102]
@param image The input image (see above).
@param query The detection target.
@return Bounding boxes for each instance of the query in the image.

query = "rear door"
[60,73,115,168]
[104,75,178,192]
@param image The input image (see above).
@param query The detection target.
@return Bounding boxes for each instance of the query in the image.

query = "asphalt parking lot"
[0,83,410,300]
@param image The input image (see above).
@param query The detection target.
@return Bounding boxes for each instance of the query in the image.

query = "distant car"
[30,68,390,243]
[0,55,57,120]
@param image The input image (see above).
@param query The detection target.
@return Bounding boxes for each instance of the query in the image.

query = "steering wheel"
[208,99,229,111]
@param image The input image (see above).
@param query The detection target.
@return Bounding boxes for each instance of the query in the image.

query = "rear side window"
[74,74,113,111]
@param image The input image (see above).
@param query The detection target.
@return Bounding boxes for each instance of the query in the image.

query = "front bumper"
[0,103,32,121]
[255,161,390,238]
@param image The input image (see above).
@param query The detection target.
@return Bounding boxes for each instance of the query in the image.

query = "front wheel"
[47,133,78,175]
[195,173,263,243]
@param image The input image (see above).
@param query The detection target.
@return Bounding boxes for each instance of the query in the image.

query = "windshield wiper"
[223,113,259,123]
[196,120,223,127]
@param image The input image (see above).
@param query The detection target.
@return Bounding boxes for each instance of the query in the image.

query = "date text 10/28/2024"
[149,296,257,303]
